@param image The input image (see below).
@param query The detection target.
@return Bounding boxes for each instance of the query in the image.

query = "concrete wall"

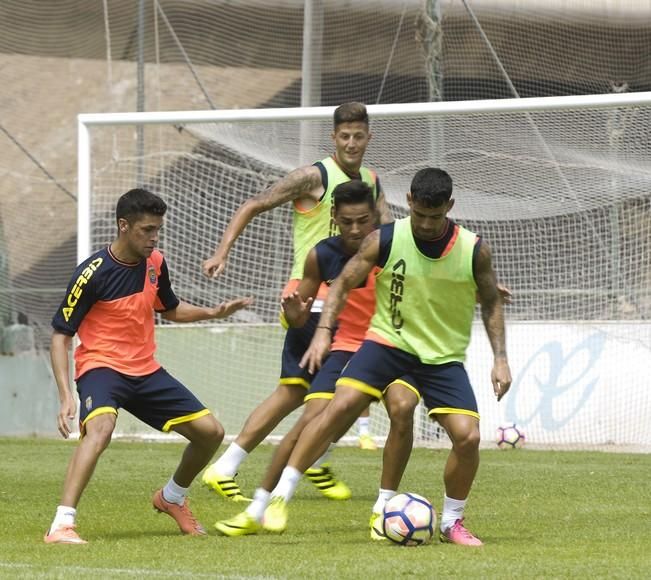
[0,351,59,437]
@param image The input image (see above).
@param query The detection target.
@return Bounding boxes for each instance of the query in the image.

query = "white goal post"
[77,92,651,450]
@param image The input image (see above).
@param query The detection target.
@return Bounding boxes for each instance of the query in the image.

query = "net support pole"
[136,0,146,185]
[299,0,324,165]
[423,0,443,102]
[77,117,91,263]
[421,0,445,165]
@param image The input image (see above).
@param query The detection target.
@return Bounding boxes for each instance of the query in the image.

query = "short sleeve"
[51,257,101,335]
[154,257,180,312]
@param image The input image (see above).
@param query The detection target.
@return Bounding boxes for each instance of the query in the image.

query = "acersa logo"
[389,259,406,333]
[62,257,103,322]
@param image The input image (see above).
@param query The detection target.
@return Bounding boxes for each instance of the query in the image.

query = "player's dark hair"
[410,168,453,207]
[333,102,369,129]
[116,188,167,224]
[332,180,375,212]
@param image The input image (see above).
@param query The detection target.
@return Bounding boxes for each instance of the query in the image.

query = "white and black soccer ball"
[382,492,435,546]
[496,422,526,449]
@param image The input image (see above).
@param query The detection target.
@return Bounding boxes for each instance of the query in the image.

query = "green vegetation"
[1,438,649,579]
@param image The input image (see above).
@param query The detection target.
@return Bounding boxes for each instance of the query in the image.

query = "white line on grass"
[0,562,273,579]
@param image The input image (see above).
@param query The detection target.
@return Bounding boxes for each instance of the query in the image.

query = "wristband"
[317,326,334,332]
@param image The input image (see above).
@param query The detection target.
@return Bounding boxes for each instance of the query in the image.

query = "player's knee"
[387,395,417,427]
[330,393,364,421]
[186,415,224,449]
[83,419,114,454]
[276,385,307,408]
[206,418,225,447]
[451,427,480,454]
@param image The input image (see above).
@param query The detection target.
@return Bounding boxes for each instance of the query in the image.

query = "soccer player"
[356,407,377,450]
[201,102,392,502]
[213,181,419,536]
[262,168,512,547]
[44,188,252,544]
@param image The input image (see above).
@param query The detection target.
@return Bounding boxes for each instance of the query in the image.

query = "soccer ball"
[496,422,526,449]
[382,492,436,546]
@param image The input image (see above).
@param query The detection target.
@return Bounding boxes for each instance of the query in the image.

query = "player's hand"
[492,358,512,402]
[280,291,314,326]
[299,329,332,375]
[57,397,77,439]
[202,253,227,278]
[497,283,513,305]
[211,297,254,319]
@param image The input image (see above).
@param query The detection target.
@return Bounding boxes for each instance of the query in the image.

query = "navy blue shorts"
[306,350,352,401]
[76,367,210,434]
[279,312,322,389]
[306,349,420,403]
[336,340,479,418]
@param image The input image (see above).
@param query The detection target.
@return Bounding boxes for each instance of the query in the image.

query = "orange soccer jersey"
[313,236,377,353]
[52,247,179,379]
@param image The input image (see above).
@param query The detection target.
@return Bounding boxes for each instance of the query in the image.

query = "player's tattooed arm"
[475,240,512,401]
[301,230,380,374]
[203,165,323,278]
[376,190,394,224]
[319,230,379,329]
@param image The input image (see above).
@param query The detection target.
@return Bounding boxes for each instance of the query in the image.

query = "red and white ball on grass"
[382,492,436,546]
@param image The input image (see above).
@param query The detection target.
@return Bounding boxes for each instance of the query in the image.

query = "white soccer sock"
[271,466,302,502]
[162,478,189,506]
[310,443,336,469]
[49,505,76,533]
[440,494,467,532]
[212,442,248,477]
[358,416,370,436]
[372,489,397,514]
[245,488,271,522]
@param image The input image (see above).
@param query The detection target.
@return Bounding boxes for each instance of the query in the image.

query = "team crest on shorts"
[85,396,93,411]
[148,266,157,284]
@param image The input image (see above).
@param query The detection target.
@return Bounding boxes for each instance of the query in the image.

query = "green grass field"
[1,438,649,579]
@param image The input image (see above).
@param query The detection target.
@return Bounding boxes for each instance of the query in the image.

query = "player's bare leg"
[45,413,117,544]
[260,387,373,533]
[214,398,333,537]
[171,414,224,486]
[369,384,419,540]
[203,384,305,500]
[235,384,306,451]
[435,413,483,546]
[288,386,371,474]
[153,414,224,536]
[261,398,329,492]
[60,413,116,507]
[381,385,419,490]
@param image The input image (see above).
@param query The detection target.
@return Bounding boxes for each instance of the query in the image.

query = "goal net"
[79,93,651,451]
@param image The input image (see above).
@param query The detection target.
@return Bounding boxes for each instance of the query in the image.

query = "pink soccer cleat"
[152,489,207,536]
[439,518,483,546]
[44,524,88,544]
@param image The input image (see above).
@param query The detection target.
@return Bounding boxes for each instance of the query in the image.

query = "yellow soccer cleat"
[358,434,378,451]
[305,465,352,500]
[262,496,288,533]
[369,512,387,541]
[201,465,251,502]
[214,511,261,537]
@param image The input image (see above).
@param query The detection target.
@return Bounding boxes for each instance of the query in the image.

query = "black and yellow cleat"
[305,464,351,500]
[201,466,251,502]
[214,511,261,537]
[369,512,387,541]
